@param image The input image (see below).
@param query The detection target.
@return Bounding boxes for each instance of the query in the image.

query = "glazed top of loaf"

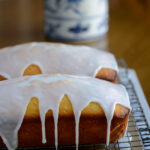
[0,74,130,150]
[0,42,118,79]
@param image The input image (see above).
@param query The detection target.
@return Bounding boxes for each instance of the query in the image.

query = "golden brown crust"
[24,95,129,119]
[23,64,42,76]
[0,66,117,82]
[0,95,130,147]
[0,75,7,81]
[22,98,129,146]
[95,68,118,83]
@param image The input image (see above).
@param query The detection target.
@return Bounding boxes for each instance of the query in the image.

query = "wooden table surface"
[0,0,150,106]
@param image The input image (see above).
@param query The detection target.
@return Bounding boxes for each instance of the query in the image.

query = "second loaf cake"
[0,42,118,82]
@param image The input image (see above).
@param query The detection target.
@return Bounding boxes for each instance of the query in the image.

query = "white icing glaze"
[0,74,131,150]
[0,42,118,79]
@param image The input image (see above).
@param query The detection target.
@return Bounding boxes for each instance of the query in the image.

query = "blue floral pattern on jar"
[44,0,108,41]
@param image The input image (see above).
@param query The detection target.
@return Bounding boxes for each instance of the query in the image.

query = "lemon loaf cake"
[0,74,130,150]
[0,42,118,82]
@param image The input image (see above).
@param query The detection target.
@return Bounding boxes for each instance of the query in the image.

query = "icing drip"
[0,42,118,79]
[105,103,116,146]
[106,120,111,146]
[0,74,131,150]
[40,110,46,144]
[53,110,58,150]
[75,113,81,150]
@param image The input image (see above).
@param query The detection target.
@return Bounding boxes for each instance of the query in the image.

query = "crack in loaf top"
[0,42,118,79]
[0,74,130,150]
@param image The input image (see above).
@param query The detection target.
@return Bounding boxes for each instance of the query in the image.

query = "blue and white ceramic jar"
[44,0,108,41]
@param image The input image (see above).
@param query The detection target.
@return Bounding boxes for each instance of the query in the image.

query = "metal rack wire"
[116,67,150,150]
[1,65,150,150]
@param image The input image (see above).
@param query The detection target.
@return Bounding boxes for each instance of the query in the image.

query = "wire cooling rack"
[1,62,150,150]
